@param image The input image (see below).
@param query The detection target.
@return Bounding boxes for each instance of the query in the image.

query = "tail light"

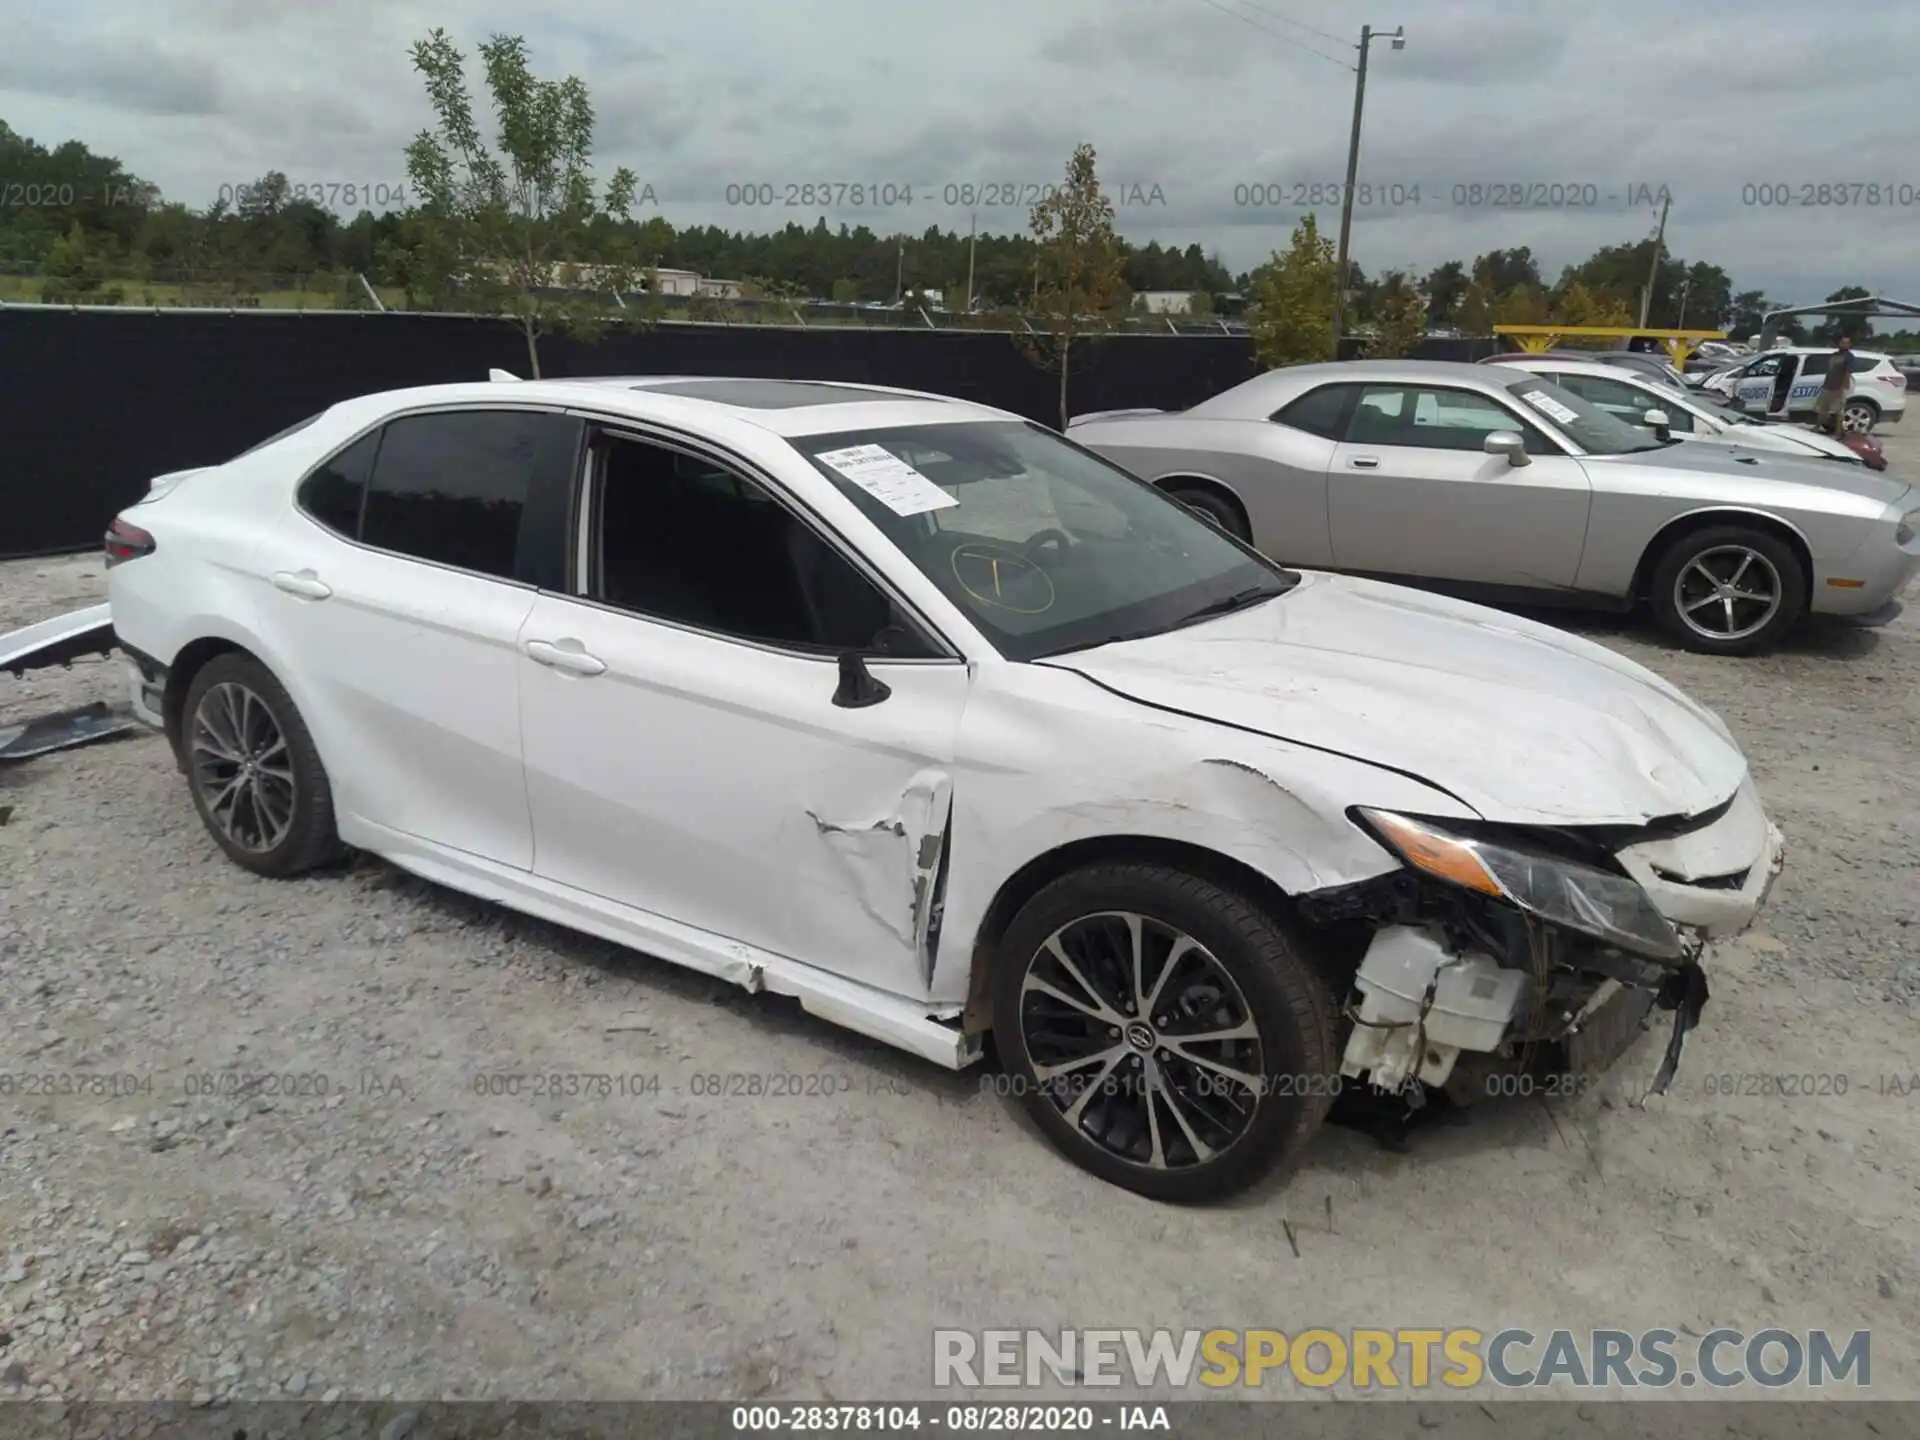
[104,516,155,567]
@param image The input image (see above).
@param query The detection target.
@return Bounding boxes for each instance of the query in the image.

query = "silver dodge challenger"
[1069,360,1920,655]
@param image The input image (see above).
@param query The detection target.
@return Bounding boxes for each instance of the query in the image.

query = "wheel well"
[1845,395,1881,416]
[1632,511,1815,608]
[161,638,248,760]
[1154,475,1250,534]
[959,834,1300,1035]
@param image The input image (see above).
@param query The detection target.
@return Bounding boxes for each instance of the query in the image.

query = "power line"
[1233,0,1346,45]
[1186,0,1352,68]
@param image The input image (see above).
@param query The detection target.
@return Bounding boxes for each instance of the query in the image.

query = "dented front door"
[515,592,970,998]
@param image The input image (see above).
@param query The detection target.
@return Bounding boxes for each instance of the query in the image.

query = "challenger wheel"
[181,653,343,877]
[991,863,1339,1202]
[1165,485,1250,542]
[1647,524,1805,656]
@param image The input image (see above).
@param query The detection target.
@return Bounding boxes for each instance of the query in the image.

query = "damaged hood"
[1039,572,1747,827]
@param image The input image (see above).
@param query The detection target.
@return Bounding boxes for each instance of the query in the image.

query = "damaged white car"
[105,375,1784,1201]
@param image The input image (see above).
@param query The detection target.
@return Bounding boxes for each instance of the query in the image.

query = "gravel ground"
[3,443,1919,1418]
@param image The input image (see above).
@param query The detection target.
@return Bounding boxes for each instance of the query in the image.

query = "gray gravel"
[4,444,1920,1408]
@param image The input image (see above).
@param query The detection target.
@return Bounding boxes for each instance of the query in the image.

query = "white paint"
[1339,927,1527,1090]
[106,373,1786,1080]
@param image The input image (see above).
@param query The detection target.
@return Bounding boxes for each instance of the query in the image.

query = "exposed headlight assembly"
[1356,809,1683,961]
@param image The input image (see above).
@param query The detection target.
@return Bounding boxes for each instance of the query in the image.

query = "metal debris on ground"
[0,700,140,764]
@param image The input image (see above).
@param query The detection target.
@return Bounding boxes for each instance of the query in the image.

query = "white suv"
[1700,347,1906,433]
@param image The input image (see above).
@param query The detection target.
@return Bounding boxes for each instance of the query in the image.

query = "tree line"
[3,28,1910,375]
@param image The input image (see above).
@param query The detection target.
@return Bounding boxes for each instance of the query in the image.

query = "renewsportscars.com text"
[933,1327,1871,1390]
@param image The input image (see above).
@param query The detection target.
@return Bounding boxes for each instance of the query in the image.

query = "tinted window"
[1850,354,1882,374]
[1273,384,1357,439]
[297,431,379,538]
[361,410,582,583]
[1551,371,1692,429]
[592,434,941,657]
[1802,354,1830,378]
[1344,385,1552,452]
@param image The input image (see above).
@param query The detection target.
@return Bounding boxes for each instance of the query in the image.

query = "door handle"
[272,570,332,599]
[1349,456,1380,469]
[524,638,607,676]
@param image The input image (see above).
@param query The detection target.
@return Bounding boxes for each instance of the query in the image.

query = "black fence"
[0,307,1496,559]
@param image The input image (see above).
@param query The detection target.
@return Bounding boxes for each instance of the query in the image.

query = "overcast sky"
[4,0,1916,305]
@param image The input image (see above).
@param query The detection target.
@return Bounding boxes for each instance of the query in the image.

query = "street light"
[1330,23,1404,360]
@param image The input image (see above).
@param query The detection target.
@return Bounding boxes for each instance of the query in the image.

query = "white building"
[1135,290,1206,315]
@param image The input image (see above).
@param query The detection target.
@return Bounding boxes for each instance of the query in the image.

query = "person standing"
[1814,336,1854,434]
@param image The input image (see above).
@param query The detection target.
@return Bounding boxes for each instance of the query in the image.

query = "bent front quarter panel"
[1571,456,1901,598]
[1073,417,1337,567]
[926,659,1478,1008]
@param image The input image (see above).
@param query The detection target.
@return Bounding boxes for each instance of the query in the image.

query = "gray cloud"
[1,0,1914,303]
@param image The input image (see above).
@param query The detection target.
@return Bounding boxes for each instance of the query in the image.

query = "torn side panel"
[806,768,954,980]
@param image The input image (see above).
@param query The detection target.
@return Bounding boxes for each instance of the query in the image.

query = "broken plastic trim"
[1,603,115,678]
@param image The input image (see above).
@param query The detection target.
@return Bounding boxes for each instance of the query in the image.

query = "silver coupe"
[1068,360,1920,655]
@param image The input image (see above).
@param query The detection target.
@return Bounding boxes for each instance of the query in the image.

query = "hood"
[1039,572,1748,828]
[1720,422,1867,464]
[1588,440,1912,506]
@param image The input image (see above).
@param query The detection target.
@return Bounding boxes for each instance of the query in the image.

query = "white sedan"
[105,375,1783,1201]
[1486,355,1876,466]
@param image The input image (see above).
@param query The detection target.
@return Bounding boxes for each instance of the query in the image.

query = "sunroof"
[639,379,886,409]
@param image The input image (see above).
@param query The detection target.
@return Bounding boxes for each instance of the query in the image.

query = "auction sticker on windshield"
[1522,390,1580,425]
[816,444,959,516]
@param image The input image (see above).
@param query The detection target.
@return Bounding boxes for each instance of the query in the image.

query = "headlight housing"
[1896,508,1917,546]
[1357,809,1683,961]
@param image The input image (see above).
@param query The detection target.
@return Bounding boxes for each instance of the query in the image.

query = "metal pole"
[1331,26,1372,360]
[965,212,977,314]
[895,239,904,304]
[1638,193,1670,328]
[1677,276,1690,330]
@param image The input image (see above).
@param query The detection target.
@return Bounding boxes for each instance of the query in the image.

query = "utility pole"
[1677,275,1691,329]
[895,237,904,305]
[965,211,977,314]
[1331,24,1404,361]
[1638,192,1670,328]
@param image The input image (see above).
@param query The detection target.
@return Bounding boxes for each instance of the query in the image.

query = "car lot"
[4,439,1920,1407]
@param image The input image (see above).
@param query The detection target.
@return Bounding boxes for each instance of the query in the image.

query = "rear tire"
[1165,485,1250,542]
[1842,398,1880,434]
[181,653,342,877]
[1647,524,1805,656]
[990,862,1340,1202]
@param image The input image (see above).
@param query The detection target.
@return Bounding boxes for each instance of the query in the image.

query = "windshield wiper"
[1168,582,1290,629]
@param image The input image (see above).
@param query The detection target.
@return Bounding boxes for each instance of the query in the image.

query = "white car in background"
[1490,356,1879,468]
[1699,347,1906,433]
[104,373,1785,1201]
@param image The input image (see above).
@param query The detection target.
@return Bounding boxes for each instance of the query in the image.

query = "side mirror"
[1643,409,1673,439]
[833,652,891,709]
[1484,430,1530,466]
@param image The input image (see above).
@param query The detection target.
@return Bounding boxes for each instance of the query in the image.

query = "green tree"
[40,222,116,303]
[401,27,643,374]
[1018,142,1126,429]
[1246,213,1337,368]
[1811,286,1875,343]
[830,277,860,304]
[1552,279,1634,328]
[1366,280,1429,359]
[1423,259,1468,327]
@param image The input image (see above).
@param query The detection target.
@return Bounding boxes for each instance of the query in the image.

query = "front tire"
[991,863,1340,1202]
[1647,524,1805,656]
[181,653,343,877]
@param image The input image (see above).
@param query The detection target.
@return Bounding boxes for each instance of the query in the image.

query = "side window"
[1555,372,1658,419]
[590,433,941,658]
[1346,385,1550,452]
[1849,354,1879,374]
[1801,353,1830,379]
[1273,384,1358,439]
[1747,356,1784,377]
[297,430,379,538]
[360,410,583,585]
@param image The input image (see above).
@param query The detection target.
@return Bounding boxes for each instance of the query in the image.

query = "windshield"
[792,420,1296,661]
[1504,378,1667,455]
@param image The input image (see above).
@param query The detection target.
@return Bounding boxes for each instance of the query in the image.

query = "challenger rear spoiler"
[1066,408,1169,428]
